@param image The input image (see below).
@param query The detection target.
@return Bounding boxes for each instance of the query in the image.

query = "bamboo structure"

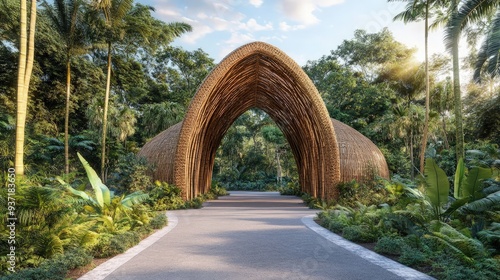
[139,42,389,200]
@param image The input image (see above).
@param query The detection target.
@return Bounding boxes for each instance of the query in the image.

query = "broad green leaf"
[56,176,94,202]
[463,167,492,200]
[443,196,470,217]
[454,158,465,199]
[77,152,110,208]
[460,190,500,214]
[424,158,449,208]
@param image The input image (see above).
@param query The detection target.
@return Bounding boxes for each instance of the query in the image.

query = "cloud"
[152,0,273,45]
[218,32,256,59]
[249,0,263,7]
[279,21,305,32]
[278,0,344,25]
[242,18,273,31]
[154,0,245,44]
[224,32,256,45]
[182,23,213,44]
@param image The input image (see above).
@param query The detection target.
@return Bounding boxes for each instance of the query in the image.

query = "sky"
[140,0,447,65]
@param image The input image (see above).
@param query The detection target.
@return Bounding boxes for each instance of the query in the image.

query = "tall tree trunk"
[419,1,430,173]
[441,114,450,150]
[101,41,112,181]
[65,58,71,175]
[410,129,414,180]
[15,0,36,176]
[451,0,464,162]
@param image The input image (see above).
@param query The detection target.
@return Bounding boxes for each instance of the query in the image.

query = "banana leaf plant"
[422,158,450,221]
[57,153,149,232]
[444,159,494,218]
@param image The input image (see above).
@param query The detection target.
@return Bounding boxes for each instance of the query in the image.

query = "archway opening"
[213,108,298,192]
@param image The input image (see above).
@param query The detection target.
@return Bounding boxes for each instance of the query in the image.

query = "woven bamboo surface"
[138,122,183,184]
[331,119,390,182]
[139,41,388,200]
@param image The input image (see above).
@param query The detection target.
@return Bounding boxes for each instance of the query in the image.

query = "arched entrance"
[139,42,389,200]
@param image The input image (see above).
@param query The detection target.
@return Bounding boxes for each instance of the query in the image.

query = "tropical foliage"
[317,152,500,279]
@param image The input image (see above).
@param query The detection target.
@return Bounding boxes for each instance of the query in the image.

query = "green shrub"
[111,232,140,253]
[91,232,140,258]
[210,182,228,196]
[342,225,377,243]
[398,247,429,267]
[327,219,348,233]
[317,208,353,233]
[429,254,500,280]
[1,248,92,280]
[185,196,205,209]
[337,179,392,207]
[91,233,114,258]
[150,213,168,229]
[477,222,500,255]
[148,181,185,210]
[92,232,140,258]
[202,192,217,200]
[374,236,405,256]
[108,153,154,193]
[279,180,301,196]
[47,248,93,271]
[0,265,67,280]
[135,225,154,237]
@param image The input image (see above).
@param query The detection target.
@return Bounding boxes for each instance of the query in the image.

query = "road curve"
[79,191,433,280]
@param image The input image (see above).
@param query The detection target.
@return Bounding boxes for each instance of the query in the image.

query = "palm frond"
[445,0,499,50]
[121,192,149,208]
[393,1,426,23]
[110,0,134,24]
[484,9,500,78]
[165,22,192,38]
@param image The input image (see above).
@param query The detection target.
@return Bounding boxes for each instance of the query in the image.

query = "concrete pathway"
[79,192,433,280]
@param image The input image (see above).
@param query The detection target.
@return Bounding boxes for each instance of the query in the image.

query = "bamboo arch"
[139,42,389,200]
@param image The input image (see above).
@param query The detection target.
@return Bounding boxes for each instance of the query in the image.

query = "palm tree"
[473,10,500,80]
[90,0,134,180]
[390,0,439,173]
[42,0,88,175]
[445,0,500,162]
[448,0,465,163]
[91,0,191,180]
[446,1,500,80]
[15,0,36,176]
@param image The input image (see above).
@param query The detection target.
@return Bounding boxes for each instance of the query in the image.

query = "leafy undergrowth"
[313,184,500,279]
[308,157,500,280]
[0,154,228,280]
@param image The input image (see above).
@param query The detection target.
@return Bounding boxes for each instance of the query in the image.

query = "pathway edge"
[301,215,435,280]
[78,212,178,280]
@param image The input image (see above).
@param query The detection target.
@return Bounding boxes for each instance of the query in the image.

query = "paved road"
[80,192,433,280]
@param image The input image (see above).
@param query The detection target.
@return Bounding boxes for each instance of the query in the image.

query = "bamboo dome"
[139,118,389,197]
[139,41,388,200]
